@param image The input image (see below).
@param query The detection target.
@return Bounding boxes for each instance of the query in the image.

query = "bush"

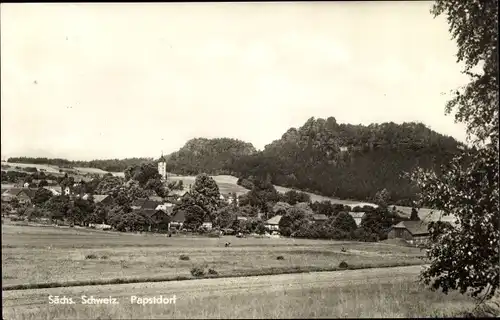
[85,253,98,260]
[339,261,349,269]
[179,255,190,261]
[277,255,285,260]
[190,266,205,277]
[208,268,218,276]
[100,255,109,260]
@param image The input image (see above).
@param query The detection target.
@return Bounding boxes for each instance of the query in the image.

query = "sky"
[1,2,470,161]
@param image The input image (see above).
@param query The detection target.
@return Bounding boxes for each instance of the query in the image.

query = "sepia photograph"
[1,1,498,319]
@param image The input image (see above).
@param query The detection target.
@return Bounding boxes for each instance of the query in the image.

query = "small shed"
[388,220,430,245]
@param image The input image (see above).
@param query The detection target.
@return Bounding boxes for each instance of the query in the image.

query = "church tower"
[158,152,167,180]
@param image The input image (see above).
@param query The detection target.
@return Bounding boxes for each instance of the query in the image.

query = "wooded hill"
[166,117,463,205]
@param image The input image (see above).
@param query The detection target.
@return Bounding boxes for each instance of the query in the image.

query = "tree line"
[6,157,154,172]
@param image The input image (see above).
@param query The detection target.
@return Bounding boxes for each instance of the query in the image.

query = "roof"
[171,210,186,223]
[266,215,282,225]
[236,216,248,221]
[137,209,160,218]
[43,187,61,195]
[392,220,429,236]
[156,205,174,215]
[22,189,37,198]
[23,207,36,216]
[312,214,329,221]
[169,189,188,196]
[159,154,167,162]
[348,212,366,219]
[131,198,162,210]
[93,195,109,203]
[3,188,23,196]
[273,202,292,213]
[148,196,163,202]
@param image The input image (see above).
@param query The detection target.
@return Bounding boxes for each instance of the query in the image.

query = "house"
[265,215,282,231]
[348,212,366,226]
[43,187,61,196]
[89,223,112,230]
[169,210,186,229]
[63,186,73,196]
[388,220,430,245]
[202,218,213,231]
[167,189,189,202]
[311,214,329,223]
[2,188,22,202]
[155,203,174,213]
[82,194,113,205]
[148,195,163,202]
[138,209,171,232]
[1,188,36,204]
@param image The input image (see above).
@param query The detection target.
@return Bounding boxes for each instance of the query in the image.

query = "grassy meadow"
[2,265,481,319]
[2,222,427,288]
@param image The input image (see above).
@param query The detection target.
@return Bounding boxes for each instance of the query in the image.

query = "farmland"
[2,222,426,288]
[2,264,479,319]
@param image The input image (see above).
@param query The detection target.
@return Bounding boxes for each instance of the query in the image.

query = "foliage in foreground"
[412,0,499,300]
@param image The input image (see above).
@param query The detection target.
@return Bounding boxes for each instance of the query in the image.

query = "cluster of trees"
[6,157,154,173]
[1,170,30,183]
[165,138,256,175]
[229,121,462,205]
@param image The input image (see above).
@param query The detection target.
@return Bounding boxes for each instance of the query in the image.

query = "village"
[1,154,433,246]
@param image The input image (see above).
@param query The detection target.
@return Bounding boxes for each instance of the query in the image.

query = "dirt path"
[3,265,426,310]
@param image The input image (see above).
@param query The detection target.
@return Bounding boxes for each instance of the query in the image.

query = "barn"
[388,220,430,245]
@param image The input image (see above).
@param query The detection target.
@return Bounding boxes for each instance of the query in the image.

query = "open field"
[2,223,426,288]
[168,174,378,206]
[2,265,480,319]
[73,167,110,175]
[1,162,62,174]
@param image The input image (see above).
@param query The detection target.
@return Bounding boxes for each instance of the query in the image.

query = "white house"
[348,212,366,226]
[265,215,282,231]
[63,186,72,196]
[156,203,173,212]
[43,187,61,196]
[202,219,213,230]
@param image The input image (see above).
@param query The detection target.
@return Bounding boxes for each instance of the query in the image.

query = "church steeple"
[158,151,167,180]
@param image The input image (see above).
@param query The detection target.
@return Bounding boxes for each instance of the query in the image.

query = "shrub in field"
[85,253,98,260]
[190,266,205,277]
[277,255,285,260]
[208,268,218,276]
[100,255,109,260]
[339,261,349,269]
[179,255,190,261]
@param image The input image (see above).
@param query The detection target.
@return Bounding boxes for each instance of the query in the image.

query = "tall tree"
[412,0,499,300]
[32,188,53,205]
[190,173,221,221]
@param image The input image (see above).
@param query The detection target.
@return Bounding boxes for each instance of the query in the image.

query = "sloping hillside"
[164,118,463,204]
[165,138,257,175]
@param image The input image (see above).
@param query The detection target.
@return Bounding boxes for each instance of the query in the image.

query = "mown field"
[2,222,427,288]
[2,265,480,319]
